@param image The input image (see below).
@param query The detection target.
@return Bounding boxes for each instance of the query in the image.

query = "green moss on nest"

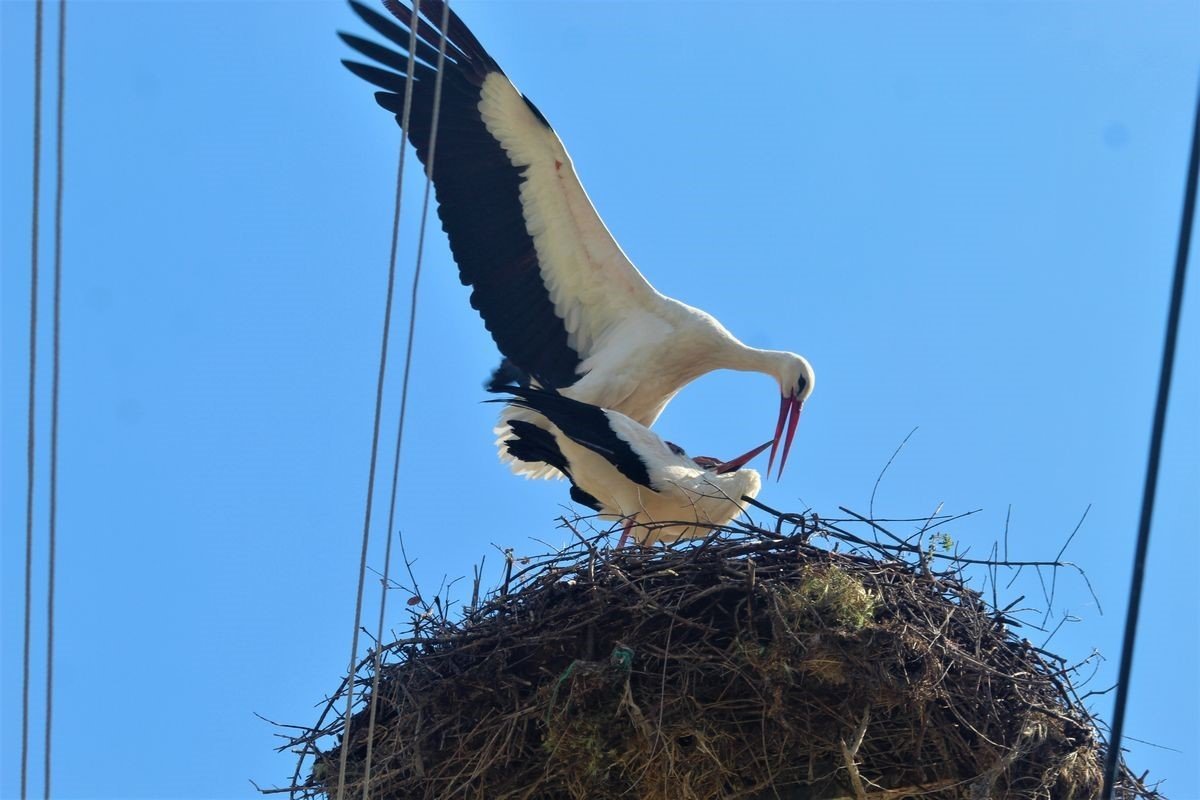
[790,564,879,630]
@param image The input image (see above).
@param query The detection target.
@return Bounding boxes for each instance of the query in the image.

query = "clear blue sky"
[2,1,1197,797]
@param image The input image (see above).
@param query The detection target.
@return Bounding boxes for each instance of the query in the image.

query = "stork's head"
[769,353,815,479]
[693,440,774,475]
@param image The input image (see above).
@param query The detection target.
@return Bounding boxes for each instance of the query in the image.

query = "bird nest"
[270,505,1161,800]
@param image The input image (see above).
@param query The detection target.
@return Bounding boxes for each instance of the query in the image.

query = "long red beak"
[766,395,803,480]
[715,439,775,474]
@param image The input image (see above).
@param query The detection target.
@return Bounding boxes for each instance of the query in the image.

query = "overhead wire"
[22,1,46,797]
[357,0,430,793]
[45,2,67,796]
[334,1,453,798]
[360,0,454,795]
[1101,81,1199,798]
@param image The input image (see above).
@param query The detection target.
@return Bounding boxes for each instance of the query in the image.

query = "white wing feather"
[478,73,662,359]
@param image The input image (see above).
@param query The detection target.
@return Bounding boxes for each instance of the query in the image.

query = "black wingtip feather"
[374,91,404,115]
[348,0,408,46]
[346,32,419,76]
[341,60,403,92]
[410,0,499,73]
[569,485,603,512]
[378,0,477,72]
[504,420,568,473]
[503,419,601,509]
[343,0,582,392]
[495,388,654,490]
[484,358,531,392]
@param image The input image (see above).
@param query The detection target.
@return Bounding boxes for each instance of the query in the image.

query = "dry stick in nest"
[261,506,1162,800]
[839,708,871,800]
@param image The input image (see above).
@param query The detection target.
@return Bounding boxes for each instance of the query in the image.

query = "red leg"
[616,519,634,549]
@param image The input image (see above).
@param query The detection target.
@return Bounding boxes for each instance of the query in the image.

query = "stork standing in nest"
[342,0,815,480]
[494,387,772,547]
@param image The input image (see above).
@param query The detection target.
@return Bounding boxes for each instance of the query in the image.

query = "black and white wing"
[341,0,662,389]
[493,387,660,490]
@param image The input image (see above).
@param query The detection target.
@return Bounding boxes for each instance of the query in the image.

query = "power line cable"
[22,2,46,797]
[334,1,451,797]
[355,0,426,793]
[44,2,67,796]
[359,2,453,793]
[1101,80,1199,798]
[355,0,453,791]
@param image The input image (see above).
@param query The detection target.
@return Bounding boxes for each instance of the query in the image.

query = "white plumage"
[496,388,771,547]
[343,0,815,481]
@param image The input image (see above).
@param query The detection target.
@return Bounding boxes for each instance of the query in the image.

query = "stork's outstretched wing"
[342,0,661,389]
[494,387,655,490]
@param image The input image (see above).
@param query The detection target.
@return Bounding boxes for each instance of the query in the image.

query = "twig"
[869,426,919,524]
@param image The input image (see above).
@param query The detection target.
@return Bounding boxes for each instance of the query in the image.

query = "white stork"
[494,387,773,547]
[342,0,815,479]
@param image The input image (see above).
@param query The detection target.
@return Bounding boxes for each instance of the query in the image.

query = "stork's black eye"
[795,376,809,397]
[666,441,686,457]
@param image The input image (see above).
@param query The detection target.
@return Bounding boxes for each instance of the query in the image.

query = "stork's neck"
[716,344,791,378]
